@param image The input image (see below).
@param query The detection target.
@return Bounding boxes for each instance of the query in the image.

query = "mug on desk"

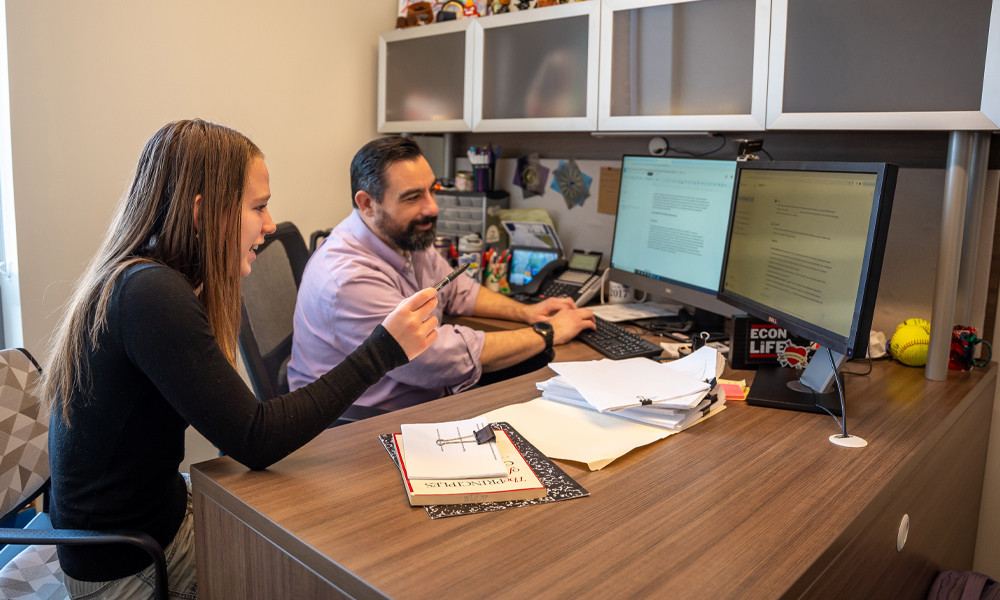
[608,281,634,304]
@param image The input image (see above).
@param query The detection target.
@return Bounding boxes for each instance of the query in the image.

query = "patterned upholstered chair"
[0,348,168,600]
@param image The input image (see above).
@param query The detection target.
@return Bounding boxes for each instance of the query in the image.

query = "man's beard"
[375,210,437,252]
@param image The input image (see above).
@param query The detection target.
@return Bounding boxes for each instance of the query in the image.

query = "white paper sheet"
[478,398,726,470]
[586,302,682,322]
[549,357,710,411]
[478,398,672,470]
[538,377,719,429]
[400,418,508,480]
[663,346,726,382]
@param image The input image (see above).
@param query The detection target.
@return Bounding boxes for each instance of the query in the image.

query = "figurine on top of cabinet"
[437,0,463,20]
[515,0,532,8]
[491,0,511,14]
[463,0,481,17]
[397,1,435,27]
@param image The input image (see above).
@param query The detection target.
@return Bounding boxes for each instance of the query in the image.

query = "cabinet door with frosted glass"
[473,2,600,132]
[379,19,474,133]
[599,0,771,132]
[767,0,1000,130]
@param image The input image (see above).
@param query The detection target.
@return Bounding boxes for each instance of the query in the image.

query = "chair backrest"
[0,348,48,521]
[309,228,332,253]
[239,222,311,401]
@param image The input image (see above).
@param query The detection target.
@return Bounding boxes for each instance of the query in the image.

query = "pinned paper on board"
[513,154,549,198]
[551,159,591,209]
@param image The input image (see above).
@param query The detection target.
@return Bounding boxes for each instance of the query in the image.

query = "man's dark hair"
[350,136,425,208]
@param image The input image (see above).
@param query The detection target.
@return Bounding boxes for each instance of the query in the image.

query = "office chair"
[239,222,384,424]
[239,221,311,401]
[0,348,168,600]
[309,228,332,253]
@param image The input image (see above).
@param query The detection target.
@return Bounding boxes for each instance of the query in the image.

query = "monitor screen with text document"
[718,160,897,414]
[608,155,739,319]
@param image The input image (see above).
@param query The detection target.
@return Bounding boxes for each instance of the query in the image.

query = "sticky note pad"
[720,383,747,401]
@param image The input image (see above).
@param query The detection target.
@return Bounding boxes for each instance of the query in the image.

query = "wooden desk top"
[192,346,996,599]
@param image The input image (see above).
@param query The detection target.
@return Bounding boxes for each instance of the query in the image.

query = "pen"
[433,263,470,291]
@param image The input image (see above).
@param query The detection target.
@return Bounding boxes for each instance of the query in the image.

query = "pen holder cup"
[473,165,492,192]
[485,260,508,293]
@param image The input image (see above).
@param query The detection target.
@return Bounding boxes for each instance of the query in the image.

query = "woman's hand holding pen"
[382,288,440,361]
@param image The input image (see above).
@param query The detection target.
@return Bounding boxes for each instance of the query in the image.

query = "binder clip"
[474,425,496,445]
[435,425,496,447]
[637,396,653,406]
[692,331,710,351]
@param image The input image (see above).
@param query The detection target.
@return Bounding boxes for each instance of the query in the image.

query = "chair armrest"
[0,527,168,600]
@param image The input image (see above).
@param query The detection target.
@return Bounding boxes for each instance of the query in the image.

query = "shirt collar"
[346,209,410,273]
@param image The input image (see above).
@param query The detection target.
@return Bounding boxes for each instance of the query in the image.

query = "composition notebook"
[380,422,589,519]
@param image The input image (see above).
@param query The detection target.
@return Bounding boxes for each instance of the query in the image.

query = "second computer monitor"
[609,155,738,317]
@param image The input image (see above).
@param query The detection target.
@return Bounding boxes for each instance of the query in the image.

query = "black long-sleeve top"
[49,262,408,581]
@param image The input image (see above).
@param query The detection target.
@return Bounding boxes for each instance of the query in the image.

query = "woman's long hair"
[44,119,263,423]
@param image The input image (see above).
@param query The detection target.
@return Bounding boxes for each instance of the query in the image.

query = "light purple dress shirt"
[288,210,484,410]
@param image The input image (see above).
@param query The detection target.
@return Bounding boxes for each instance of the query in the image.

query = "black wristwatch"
[531,322,554,351]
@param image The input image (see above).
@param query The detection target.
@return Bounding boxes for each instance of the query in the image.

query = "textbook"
[380,422,589,518]
[386,428,546,506]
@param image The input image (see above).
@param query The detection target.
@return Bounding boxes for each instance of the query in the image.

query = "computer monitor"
[608,155,739,327]
[718,160,897,416]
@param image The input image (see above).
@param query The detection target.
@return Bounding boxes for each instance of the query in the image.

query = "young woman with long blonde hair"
[43,119,439,598]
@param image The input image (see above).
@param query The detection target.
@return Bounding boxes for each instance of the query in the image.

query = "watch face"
[533,322,553,335]
[533,322,554,349]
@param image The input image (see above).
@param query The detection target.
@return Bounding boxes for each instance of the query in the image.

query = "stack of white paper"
[536,347,727,430]
[400,419,508,479]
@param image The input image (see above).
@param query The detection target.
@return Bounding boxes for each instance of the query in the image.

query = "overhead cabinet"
[473,2,601,131]
[598,0,771,131]
[378,19,475,133]
[766,0,1000,130]
[378,0,1000,133]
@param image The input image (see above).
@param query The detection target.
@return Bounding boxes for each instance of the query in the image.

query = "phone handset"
[574,267,606,306]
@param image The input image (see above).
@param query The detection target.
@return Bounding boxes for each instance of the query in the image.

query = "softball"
[890,321,931,367]
[901,317,931,334]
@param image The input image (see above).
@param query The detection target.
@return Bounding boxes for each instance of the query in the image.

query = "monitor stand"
[745,366,843,416]
[745,346,847,416]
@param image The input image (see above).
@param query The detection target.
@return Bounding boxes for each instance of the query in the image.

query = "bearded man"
[288,136,594,410]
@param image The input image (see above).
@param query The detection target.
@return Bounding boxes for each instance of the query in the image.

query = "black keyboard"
[577,317,663,360]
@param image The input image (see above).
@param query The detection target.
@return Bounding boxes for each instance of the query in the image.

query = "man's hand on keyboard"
[549,306,597,345]
[523,296,577,324]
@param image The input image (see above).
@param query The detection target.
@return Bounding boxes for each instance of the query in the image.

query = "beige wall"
[6,1,396,361]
